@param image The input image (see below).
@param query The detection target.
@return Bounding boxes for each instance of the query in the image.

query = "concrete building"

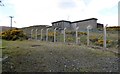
[52,20,71,30]
[52,18,103,32]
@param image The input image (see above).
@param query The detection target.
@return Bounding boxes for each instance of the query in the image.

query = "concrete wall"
[52,18,98,32]
[63,22,71,30]
[52,21,71,30]
[71,23,77,31]
[71,19,97,31]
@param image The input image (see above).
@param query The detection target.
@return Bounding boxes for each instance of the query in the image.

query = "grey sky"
[0,0,119,27]
[58,0,76,9]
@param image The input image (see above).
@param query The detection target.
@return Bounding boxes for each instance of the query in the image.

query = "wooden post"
[46,28,50,41]
[76,27,79,44]
[103,24,108,49]
[41,29,43,41]
[31,29,33,40]
[54,28,57,42]
[64,28,66,43]
[35,29,38,40]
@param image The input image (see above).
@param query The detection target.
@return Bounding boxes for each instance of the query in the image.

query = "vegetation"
[106,26,120,31]
[2,40,118,72]
[97,26,120,31]
[20,25,52,38]
[66,37,74,42]
[1,26,119,72]
[32,29,118,48]
[90,36,113,47]
[0,28,28,41]
[65,31,87,36]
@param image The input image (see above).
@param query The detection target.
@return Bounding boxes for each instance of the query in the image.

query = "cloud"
[58,0,77,9]
[0,0,119,27]
[0,16,10,27]
[4,0,59,27]
[9,0,86,27]
[79,0,118,26]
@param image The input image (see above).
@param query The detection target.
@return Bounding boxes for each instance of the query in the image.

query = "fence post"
[41,29,43,41]
[87,25,92,46]
[103,24,108,49]
[76,27,79,44]
[54,28,57,42]
[87,28,90,46]
[35,29,38,40]
[46,28,50,41]
[31,29,33,40]
[64,28,66,43]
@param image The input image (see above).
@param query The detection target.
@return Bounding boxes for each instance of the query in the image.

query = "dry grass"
[2,40,119,72]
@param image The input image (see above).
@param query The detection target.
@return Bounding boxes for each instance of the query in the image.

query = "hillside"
[0,26,16,32]
[20,25,52,37]
[2,40,118,72]
[1,25,119,37]
[0,25,52,34]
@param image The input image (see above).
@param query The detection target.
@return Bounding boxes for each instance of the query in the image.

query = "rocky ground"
[2,40,119,72]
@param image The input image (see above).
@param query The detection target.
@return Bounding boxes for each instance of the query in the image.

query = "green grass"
[2,40,118,72]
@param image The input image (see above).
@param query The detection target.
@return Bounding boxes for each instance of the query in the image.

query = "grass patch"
[2,40,118,72]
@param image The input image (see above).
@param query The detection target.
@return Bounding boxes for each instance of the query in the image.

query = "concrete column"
[76,27,79,44]
[46,28,50,41]
[41,29,43,41]
[63,28,66,43]
[35,29,38,40]
[54,28,57,42]
[31,29,33,40]
[103,24,108,49]
[87,25,92,46]
[9,16,14,29]
[87,28,90,46]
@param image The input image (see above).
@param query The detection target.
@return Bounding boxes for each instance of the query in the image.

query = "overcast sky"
[0,0,119,28]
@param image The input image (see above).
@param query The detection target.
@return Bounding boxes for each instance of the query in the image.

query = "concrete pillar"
[87,25,92,46]
[35,29,38,40]
[87,28,90,46]
[103,24,108,49]
[46,28,50,41]
[41,29,43,41]
[63,28,66,43]
[54,28,57,42]
[31,29,33,40]
[76,27,79,44]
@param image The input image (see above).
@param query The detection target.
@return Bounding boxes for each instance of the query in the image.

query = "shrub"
[106,26,120,31]
[90,36,98,42]
[95,39,104,46]
[65,31,87,36]
[89,36,113,47]
[0,28,28,41]
[47,32,58,39]
[95,39,113,47]
[78,32,87,36]
[66,37,74,42]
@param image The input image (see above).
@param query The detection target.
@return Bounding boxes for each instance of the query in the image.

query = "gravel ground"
[2,40,119,72]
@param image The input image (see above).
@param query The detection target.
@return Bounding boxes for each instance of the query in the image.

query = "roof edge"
[52,20,71,24]
[72,18,98,23]
[51,18,98,24]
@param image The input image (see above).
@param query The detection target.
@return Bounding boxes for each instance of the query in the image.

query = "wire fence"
[29,27,119,49]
